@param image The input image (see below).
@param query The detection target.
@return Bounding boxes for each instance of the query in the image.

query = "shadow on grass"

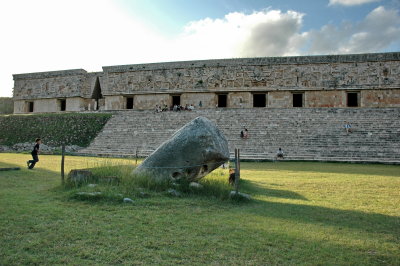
[247,199,400,238]
[0,161,48,179]
[241,161,400,177]
[240,179,308,201]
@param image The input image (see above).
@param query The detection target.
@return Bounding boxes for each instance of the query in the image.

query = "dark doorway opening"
[172,95,181,106]
[92,77,103,110]
[347,92,359,107]
[253,93,266,107]
[60,99,66,111]
[126,97,134,109]
[28,102,34,112]
[218,94,227,107]
[293,93,303,107]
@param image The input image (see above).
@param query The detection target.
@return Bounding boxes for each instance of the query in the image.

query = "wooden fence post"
[234,148,240,193]
[61,145,65,184]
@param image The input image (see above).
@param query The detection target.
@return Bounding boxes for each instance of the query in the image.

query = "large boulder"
[134,116,229,181]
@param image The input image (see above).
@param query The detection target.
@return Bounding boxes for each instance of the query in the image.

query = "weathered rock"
[0,145,11,152]
[123,197,134,203]
[229,191,251,200]
[134,116,229,181]
[167,189,181,197]
[2,143,82,154]
[68,169,93,183]
[76,191,102,196]
[99,176,120,185]
[74,191,103,201]
[189,182,204,189]
[138,191,150,198]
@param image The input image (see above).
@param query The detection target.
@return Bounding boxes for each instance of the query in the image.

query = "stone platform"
[77,108,400,164]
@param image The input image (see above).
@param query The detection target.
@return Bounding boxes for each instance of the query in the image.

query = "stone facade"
[12,52,400,113]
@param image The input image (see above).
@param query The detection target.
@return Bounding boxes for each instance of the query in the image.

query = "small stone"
[189,182,203,189]
[100,176,120,185]
[76,191,102,196]
[139,192,150,198]
[68,169,93,184]
[123,197,134,203]
[87,184,97,188]
[167,189,181,197]
[229,191,251,200]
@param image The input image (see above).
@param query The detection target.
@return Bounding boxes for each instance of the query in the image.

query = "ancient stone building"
[13,52,400,113]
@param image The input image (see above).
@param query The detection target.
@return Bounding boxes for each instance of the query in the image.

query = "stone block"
[134,116,229,181]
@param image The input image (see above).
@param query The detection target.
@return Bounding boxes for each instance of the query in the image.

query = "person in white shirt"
[276,147,284,160]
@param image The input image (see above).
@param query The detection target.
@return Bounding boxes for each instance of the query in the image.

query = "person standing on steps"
[27,138,41,169]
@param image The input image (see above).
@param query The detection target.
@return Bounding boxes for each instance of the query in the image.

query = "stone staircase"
[78,108,400,164]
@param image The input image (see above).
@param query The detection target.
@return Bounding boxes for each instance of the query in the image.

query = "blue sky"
[120,0,388,33]
[0,0,399,97]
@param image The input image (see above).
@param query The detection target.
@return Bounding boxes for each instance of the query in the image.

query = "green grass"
[1,153,399,265]
[65,161,233,201]
[0,113,112,147]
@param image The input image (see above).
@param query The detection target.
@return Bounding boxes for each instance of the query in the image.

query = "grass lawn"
[0,153,399,265]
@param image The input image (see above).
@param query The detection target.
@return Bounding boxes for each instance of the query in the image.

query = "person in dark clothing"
[27,138,41,169]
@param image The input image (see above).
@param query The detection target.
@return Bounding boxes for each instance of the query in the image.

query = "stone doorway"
[59,99,66,111]
[92,77,103,110]
[253,93,266,107]
[126,97,134,109]
[217,94,227,107]
[27,101,34,112]
[293,93,304,107]
[347,92,359,107]
[172,95,181,106]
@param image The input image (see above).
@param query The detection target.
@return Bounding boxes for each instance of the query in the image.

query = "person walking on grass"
[27,138,41,169]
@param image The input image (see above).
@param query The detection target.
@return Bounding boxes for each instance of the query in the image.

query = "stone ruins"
[12,52,400,113]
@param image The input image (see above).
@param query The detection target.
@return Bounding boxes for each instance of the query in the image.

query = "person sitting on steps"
[240,128,249,139]
[244,128,249,139]
[344,121,353,134]
[276,147,284,160]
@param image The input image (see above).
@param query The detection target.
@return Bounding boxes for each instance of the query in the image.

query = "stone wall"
[102,52,400,97]
[13,100,26,113]
[268,91,292,108]
[305,90,345,108]
[181,93,216,108]
[13,69,89,100]
[361,89,400,107]
[12,52,400,113]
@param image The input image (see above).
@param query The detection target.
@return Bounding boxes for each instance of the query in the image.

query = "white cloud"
[0,0,168,97]
[0,1,399,98]
[172,5,400,58]
[169,9,306,60]
[329,0,381,6]
[309,6,400,54]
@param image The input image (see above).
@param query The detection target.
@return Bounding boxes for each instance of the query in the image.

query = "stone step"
[78,108,400,163]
